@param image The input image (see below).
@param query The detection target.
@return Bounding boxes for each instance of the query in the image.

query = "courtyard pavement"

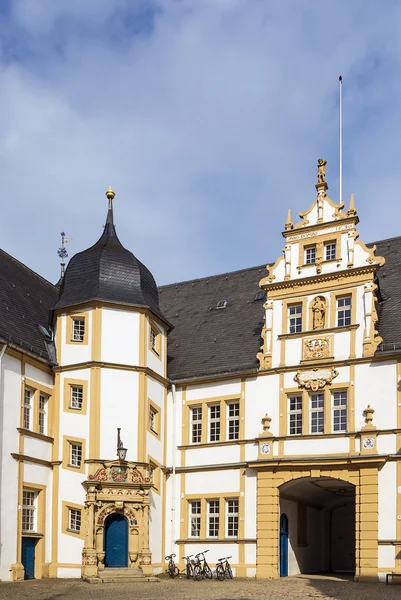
[1,574,401,600]
[0,576,401,600]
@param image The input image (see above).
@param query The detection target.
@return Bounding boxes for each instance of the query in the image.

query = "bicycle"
[215,556,233,580]
[195,550,212,579]
[191,554,204,581]
[165,553,179,578]
[183,554,194,579]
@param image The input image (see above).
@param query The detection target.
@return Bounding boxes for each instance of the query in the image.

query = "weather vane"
[57,231,72,279]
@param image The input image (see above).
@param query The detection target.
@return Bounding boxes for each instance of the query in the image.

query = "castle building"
[1,162,401,582]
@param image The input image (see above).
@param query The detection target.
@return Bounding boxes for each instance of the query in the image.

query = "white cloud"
[1,1,401,285]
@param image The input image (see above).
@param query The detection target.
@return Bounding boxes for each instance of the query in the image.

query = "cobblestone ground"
[1,575,401,600]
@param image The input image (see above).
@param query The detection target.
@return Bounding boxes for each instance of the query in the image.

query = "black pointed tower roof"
[55,188,168,326]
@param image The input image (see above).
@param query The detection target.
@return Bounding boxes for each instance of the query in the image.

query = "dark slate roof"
[55,202,168,325]
[371,236,401,354]
[0,249,58,362]
[159,265,267,380]
[159,236,401,381]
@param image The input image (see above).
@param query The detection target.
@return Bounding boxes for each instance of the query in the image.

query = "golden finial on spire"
[347,193,357,217]
[106,186,115,201]
[284,208,293,231]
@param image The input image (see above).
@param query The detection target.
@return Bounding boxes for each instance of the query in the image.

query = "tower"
[50,188,170,578]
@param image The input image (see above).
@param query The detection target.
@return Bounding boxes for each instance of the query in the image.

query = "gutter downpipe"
[0,344,7,571]
[171,383,177,553]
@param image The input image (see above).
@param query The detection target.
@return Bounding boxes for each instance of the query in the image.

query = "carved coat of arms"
[303,337,331,360]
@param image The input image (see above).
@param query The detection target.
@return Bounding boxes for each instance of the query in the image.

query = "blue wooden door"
[21,537,36,579]
[280,514,289,577]
[104,514,128,567]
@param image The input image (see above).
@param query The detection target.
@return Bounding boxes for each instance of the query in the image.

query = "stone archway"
[279,476,355,576]
[255,462,379,582]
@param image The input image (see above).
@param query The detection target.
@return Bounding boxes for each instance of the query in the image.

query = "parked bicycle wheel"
[193,564,203,581]
[216,564,225,581]
[203,564,213,579]
[225,564,233,579]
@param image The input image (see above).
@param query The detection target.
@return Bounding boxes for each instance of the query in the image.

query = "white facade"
[1,172,400,583]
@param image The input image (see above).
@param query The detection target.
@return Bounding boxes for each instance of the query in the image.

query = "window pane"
[289,396,302,435]
[191,407,202,443]
[69,509,81,532]
[72,319,85,342]
[337,297,352,327]
[208,500,220,537]
[325,243,336,261]
[333,391,347,431]
[190,501,201,537]
[70,386,83,409]
[227,499,239,537]
[70,443,82,467]
[228,402,240,440]
[209,405,221,442]
[24,389,32,430]
[305,247,316,264]
[289,304,302,334]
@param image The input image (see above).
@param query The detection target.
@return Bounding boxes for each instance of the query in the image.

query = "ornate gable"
[257,159,385,369]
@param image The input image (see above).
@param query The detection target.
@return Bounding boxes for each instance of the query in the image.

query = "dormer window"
[325,242,336,261]
[72,318,85,342]
[216,300,227,309]
[305,246,316,265]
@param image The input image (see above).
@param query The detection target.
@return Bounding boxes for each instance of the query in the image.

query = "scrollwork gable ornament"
[294,367,338,392]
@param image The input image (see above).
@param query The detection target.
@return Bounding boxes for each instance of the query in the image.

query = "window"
[209,405,220,442]
[72,318,85,342]
[207,500,220,538]
[288,304,302,334]
[24,388,32,430]
[22,490,36,531]
[38,394,47,435]
[191,407,202,444]
[70,385,83,410]
[69,442,82,468]
[325,242,336,261]
[289,396,302,435]
[227,402,240,440]
[189,501,201,538]
[150,328,158,354]
[226,499,239,538]
[69,508,81,533]
[337,296,352,327]
[333,391,347,432]
[149,406,158,434]
[310,393,324,433]
[305,246,316,264]
[216,300,227,309]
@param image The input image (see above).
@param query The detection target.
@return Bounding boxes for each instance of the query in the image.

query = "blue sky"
[1,0,401,286]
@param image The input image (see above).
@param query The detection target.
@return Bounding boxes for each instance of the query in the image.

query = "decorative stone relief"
[303,336,332,360]
[294,367,338,392]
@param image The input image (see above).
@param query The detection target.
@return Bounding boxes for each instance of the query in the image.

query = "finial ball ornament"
[106,186,115,200]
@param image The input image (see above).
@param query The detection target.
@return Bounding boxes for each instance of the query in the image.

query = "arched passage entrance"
[279,476,355,576]
[104,513,129,568]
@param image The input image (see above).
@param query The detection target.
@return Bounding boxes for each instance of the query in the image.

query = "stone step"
[102,568,144,577]
[99,576,160,583]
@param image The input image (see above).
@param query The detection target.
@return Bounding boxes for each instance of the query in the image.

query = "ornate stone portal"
[82,460,153,579]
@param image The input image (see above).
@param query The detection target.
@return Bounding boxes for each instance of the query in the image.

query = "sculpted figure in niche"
[317,158,327,184]
[312,296,326,330]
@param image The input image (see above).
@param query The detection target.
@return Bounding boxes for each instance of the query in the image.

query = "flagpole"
[339,75,343,205]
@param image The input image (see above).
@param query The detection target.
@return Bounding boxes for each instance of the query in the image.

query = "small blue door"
[104,514,128,567]
[21,537,36,579]
[280,513,289,577]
